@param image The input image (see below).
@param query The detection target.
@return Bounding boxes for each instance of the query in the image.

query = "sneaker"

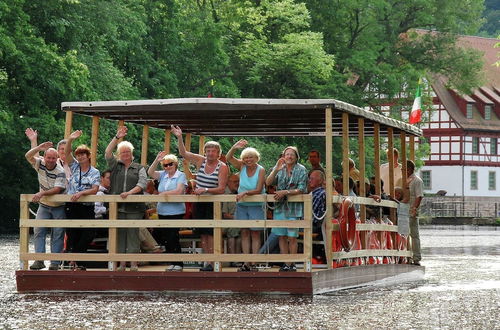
[288,264,297,272]
[238,264,251,272]
[30,260,46,270]
[166,265,183,272]
[279,264,290,272]
[48,264,59,271]
[200,264,213,272]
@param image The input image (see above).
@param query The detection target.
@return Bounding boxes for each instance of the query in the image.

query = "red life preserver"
[331,218,344,268]
[339,198,356,252]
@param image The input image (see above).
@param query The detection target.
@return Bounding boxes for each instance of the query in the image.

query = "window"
[466,103,473,119]
[472,137,479,154]
[491,138,498,155]
[485,105,492,120]
[421,170,431,190]
[470,171,478,190]
[489,172,496,191]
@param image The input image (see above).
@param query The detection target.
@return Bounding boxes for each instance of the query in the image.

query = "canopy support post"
[90,116,100,167]
[325,107,334,269]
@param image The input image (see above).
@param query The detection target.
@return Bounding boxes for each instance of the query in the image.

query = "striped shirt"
[33,158,67,207]
[196,159,222,191]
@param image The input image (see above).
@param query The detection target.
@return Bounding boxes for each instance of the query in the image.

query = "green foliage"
[0,0,490,231]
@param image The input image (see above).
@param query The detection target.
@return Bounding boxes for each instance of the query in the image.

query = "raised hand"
[170,125,182,138]
[233,139,248,149]
[69,130,82,140]
[275,157,286,170]
[116,126,127,139]
[38,141,53,151]
[155,151,167,162]
[25,128,38,141]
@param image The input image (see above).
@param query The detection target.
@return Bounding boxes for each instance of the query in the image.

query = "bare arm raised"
[25,141,52,166]
[105,126,127,159]
[148,151,167,180]
[171,125,204,167]
[226,139,247,170]
[65,130,82,166]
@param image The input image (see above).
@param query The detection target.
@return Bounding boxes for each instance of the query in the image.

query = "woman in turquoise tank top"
[227,140,266,272]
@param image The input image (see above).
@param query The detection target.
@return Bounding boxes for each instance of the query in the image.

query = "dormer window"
[484,105,492,120]
[466,103,473,119]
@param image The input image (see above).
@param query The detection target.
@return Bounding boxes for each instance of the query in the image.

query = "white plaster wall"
[420,165,500,197]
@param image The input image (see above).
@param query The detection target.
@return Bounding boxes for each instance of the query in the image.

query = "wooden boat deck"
[16,264,424,295]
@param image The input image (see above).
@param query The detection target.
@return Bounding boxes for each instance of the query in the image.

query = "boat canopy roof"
[62,98,422,137]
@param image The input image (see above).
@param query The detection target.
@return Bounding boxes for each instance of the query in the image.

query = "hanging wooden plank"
[141,125,149,166]
[90,116,100,167]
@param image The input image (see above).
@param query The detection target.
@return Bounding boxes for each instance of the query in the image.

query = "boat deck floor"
[16,263,423,295]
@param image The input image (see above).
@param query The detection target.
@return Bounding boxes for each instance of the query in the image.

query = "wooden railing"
[19,194,313,272]
[19,194,412,272]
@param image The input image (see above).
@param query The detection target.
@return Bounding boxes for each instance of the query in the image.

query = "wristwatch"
[204,188,208,193]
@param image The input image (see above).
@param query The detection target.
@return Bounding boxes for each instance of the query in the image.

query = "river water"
[1,226,499,329]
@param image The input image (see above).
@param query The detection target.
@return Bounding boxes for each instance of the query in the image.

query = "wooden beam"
[409,135,415,162]
[164,130,171,154]
[325,107,333,269]
[198,136,205,155]
[213,201,222,272]
[303,195,312,272]
[342,113,349,195]
[117,120,125,143]
[108,202,118,270]
[387,127,395,198]
[141,125,149,166]
[90,116,100,167]
[183,133,192,179]
[64,111,73,139]
[358,118,366,223]
[19,199,29,270]
[374,124,381,196]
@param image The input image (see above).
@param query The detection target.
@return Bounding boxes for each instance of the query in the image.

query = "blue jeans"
[35,204,66,265]
[258,232,280,254]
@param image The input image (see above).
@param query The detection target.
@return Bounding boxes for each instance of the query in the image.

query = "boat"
[16,98,424,294]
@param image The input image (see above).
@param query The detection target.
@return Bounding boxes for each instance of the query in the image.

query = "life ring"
[339,198,356,251]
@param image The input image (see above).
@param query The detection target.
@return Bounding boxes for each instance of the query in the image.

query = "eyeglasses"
[163,162,174,167]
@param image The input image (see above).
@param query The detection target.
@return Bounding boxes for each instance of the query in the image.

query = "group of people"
[26,124,423,273]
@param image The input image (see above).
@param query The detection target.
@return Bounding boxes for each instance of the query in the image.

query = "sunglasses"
[163,162,174,167]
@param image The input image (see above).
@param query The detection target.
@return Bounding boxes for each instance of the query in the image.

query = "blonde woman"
[148,151,187,272]
[226,140,266,272]
[105,126,147,271]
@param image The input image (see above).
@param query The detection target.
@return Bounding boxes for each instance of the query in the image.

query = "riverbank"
[419,216,500,226]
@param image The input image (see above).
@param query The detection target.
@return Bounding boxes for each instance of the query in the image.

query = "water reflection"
[1,227,499,329]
